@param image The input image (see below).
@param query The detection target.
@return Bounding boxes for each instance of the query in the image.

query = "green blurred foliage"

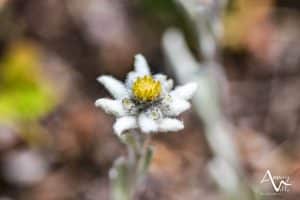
[142,0,177,17]
[0,41,56,123]
[140,0,204,57]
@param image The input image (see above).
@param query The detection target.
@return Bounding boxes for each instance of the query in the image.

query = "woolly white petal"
[138,113,158,133]
[125,71,139,89]
[95,98,126,117]
[113,116,137,136]
[170,82,197,100]
[166,79,174,92]
[158,118,184,132]
[165,98,191,116]
[154,74,173,92]
[153,74,167,82]
[97,75,128,99]
[134,54,151,75]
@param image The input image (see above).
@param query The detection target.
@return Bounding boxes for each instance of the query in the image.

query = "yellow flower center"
[132,75,161,102]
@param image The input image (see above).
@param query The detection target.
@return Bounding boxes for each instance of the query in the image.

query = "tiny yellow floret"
[132,75,161,101]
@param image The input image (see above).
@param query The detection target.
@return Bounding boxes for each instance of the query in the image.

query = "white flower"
[95,54,197,135]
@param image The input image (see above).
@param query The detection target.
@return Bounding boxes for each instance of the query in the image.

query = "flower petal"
[164,98,191,116]
[97,75,128,99]
[125,71,139,89]
[134,54,151,75]
[113,116,137,136]
[153,74,167,81]
[95,98,126,117]
[158,118,184,132]
[138,113,158,133]
[170,82,197,100]
[154,74,174,92]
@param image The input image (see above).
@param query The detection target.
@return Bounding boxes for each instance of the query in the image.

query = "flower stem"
[110,132,153,200]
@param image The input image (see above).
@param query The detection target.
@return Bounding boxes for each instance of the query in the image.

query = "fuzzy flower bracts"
[95,54,197,135]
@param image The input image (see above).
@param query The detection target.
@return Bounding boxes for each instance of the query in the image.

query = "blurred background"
[0,0,299,199]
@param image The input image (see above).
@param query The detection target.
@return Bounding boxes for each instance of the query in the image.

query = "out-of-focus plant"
[0,41,56,124]
[142,0,177,18]
[163,0,258,199]
[95,54,197,200]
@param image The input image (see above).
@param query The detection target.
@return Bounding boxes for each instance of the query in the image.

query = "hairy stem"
[110,132,153,200]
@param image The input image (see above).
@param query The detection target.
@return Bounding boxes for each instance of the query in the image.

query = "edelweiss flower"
[95,54,197,135]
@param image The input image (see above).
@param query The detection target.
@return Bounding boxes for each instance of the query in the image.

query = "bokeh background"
[0,0,299,199]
